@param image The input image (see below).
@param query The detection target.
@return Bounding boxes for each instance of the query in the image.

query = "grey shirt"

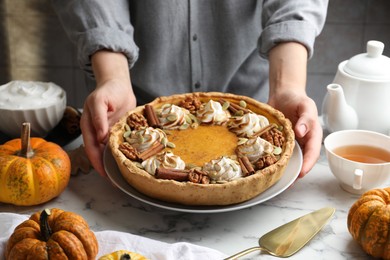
[52,0,328,105]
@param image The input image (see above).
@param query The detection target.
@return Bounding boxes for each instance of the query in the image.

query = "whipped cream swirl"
[158,104,190,129]
[228,113,269,137]
[196,100,230,125]
[236,136,274,163]
[0,80,65,109]
[142,151,186,176]
[126,127,166,153]
[203,156,243,182]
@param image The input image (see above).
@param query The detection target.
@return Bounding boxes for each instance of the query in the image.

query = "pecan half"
[179,96,202,114]
[254,154,278,170]
[119,142,139,161]
[127,113,148,130]
[261,128,285,147]
[188,169,210,184]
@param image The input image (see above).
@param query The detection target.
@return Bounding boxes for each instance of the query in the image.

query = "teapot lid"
[344,40,390,80]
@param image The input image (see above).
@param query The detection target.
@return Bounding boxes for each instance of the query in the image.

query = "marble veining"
[0,144,382,259]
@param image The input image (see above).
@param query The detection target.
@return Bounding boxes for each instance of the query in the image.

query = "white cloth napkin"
[0,213,227,260]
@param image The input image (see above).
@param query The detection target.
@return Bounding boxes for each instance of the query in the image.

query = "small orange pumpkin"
[347,187,390,259]
[0,123,71,205]
[5,208,98,260]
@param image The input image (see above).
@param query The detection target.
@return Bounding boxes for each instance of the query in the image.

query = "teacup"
[324,130,390,194]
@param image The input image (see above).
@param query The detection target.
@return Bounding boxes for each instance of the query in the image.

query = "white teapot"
[322,40,390,135]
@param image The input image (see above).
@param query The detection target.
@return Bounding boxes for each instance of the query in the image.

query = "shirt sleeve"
[51,0,139,76]
[259,0,329,59]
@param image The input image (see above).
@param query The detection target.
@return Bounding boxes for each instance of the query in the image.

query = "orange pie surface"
[166,125,238,166]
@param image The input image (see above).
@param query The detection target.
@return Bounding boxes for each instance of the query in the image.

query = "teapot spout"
[323,83,358,132]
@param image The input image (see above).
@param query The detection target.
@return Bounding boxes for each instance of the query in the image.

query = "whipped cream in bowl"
[0,81,66,137]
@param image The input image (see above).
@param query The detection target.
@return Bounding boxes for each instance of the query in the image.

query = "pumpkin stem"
[40,208,52,242]
[120,254,131,260]
[19,122,34,158]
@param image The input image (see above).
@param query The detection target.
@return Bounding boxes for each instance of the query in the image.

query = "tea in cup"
[324,130,390,194]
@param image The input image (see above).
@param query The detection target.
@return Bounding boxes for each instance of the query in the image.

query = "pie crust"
[109,92,295,206]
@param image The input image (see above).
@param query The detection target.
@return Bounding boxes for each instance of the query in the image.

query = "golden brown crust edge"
[109,92,295,206]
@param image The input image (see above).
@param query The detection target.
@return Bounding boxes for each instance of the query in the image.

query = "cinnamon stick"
[144,104,161,128]
[238,156,255,176]
[252,123,277,138]
[218,99,250,114]
[155,167,190,181]
[138,142,165,161]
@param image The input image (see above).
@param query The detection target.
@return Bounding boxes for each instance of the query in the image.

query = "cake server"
[224,207,335,259]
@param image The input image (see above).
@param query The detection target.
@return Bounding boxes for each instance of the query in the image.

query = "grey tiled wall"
[1,0,390,111]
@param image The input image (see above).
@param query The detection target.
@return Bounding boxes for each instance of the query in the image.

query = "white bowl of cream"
[0,80,66,138]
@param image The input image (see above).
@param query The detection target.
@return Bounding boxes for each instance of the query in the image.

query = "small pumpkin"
[347,187,390,259]
[0,123,71,205]
[99,250,149,260]
[5,208,98,260]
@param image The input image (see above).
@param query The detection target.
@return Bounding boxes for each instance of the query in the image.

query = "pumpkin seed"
[237,138,248,145]
[123,130,131,138]
[124,124,131,131]
[191,122,199,129]
[161,137,168,146]
[161,103,171,110]
[239,100,247,108]
[167,114,178,122]
[273,146,282,155]
[222,101,230,110]
[230,163,239,171]
[179,123,189,130]
[234,110,244,117]
[188,113,199,124]
[209,172,218,178]
[166,142,176,148]
[214,164,222,172]
[185,115,192,124]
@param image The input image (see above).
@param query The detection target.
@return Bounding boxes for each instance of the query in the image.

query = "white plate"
[104,141,302,213]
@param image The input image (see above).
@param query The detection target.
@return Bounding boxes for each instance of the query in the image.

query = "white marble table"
[0,135,379,259]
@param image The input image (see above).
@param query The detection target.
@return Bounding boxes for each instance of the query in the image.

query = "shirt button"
[192,34,198,41]
[194,81,201,89]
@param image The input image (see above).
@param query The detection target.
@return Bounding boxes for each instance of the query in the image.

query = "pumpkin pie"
[109,92,295,206]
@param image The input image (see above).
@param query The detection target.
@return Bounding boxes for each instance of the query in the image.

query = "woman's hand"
[268,42,322,177]
[268,90,322,178]
[81,51,136,176]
